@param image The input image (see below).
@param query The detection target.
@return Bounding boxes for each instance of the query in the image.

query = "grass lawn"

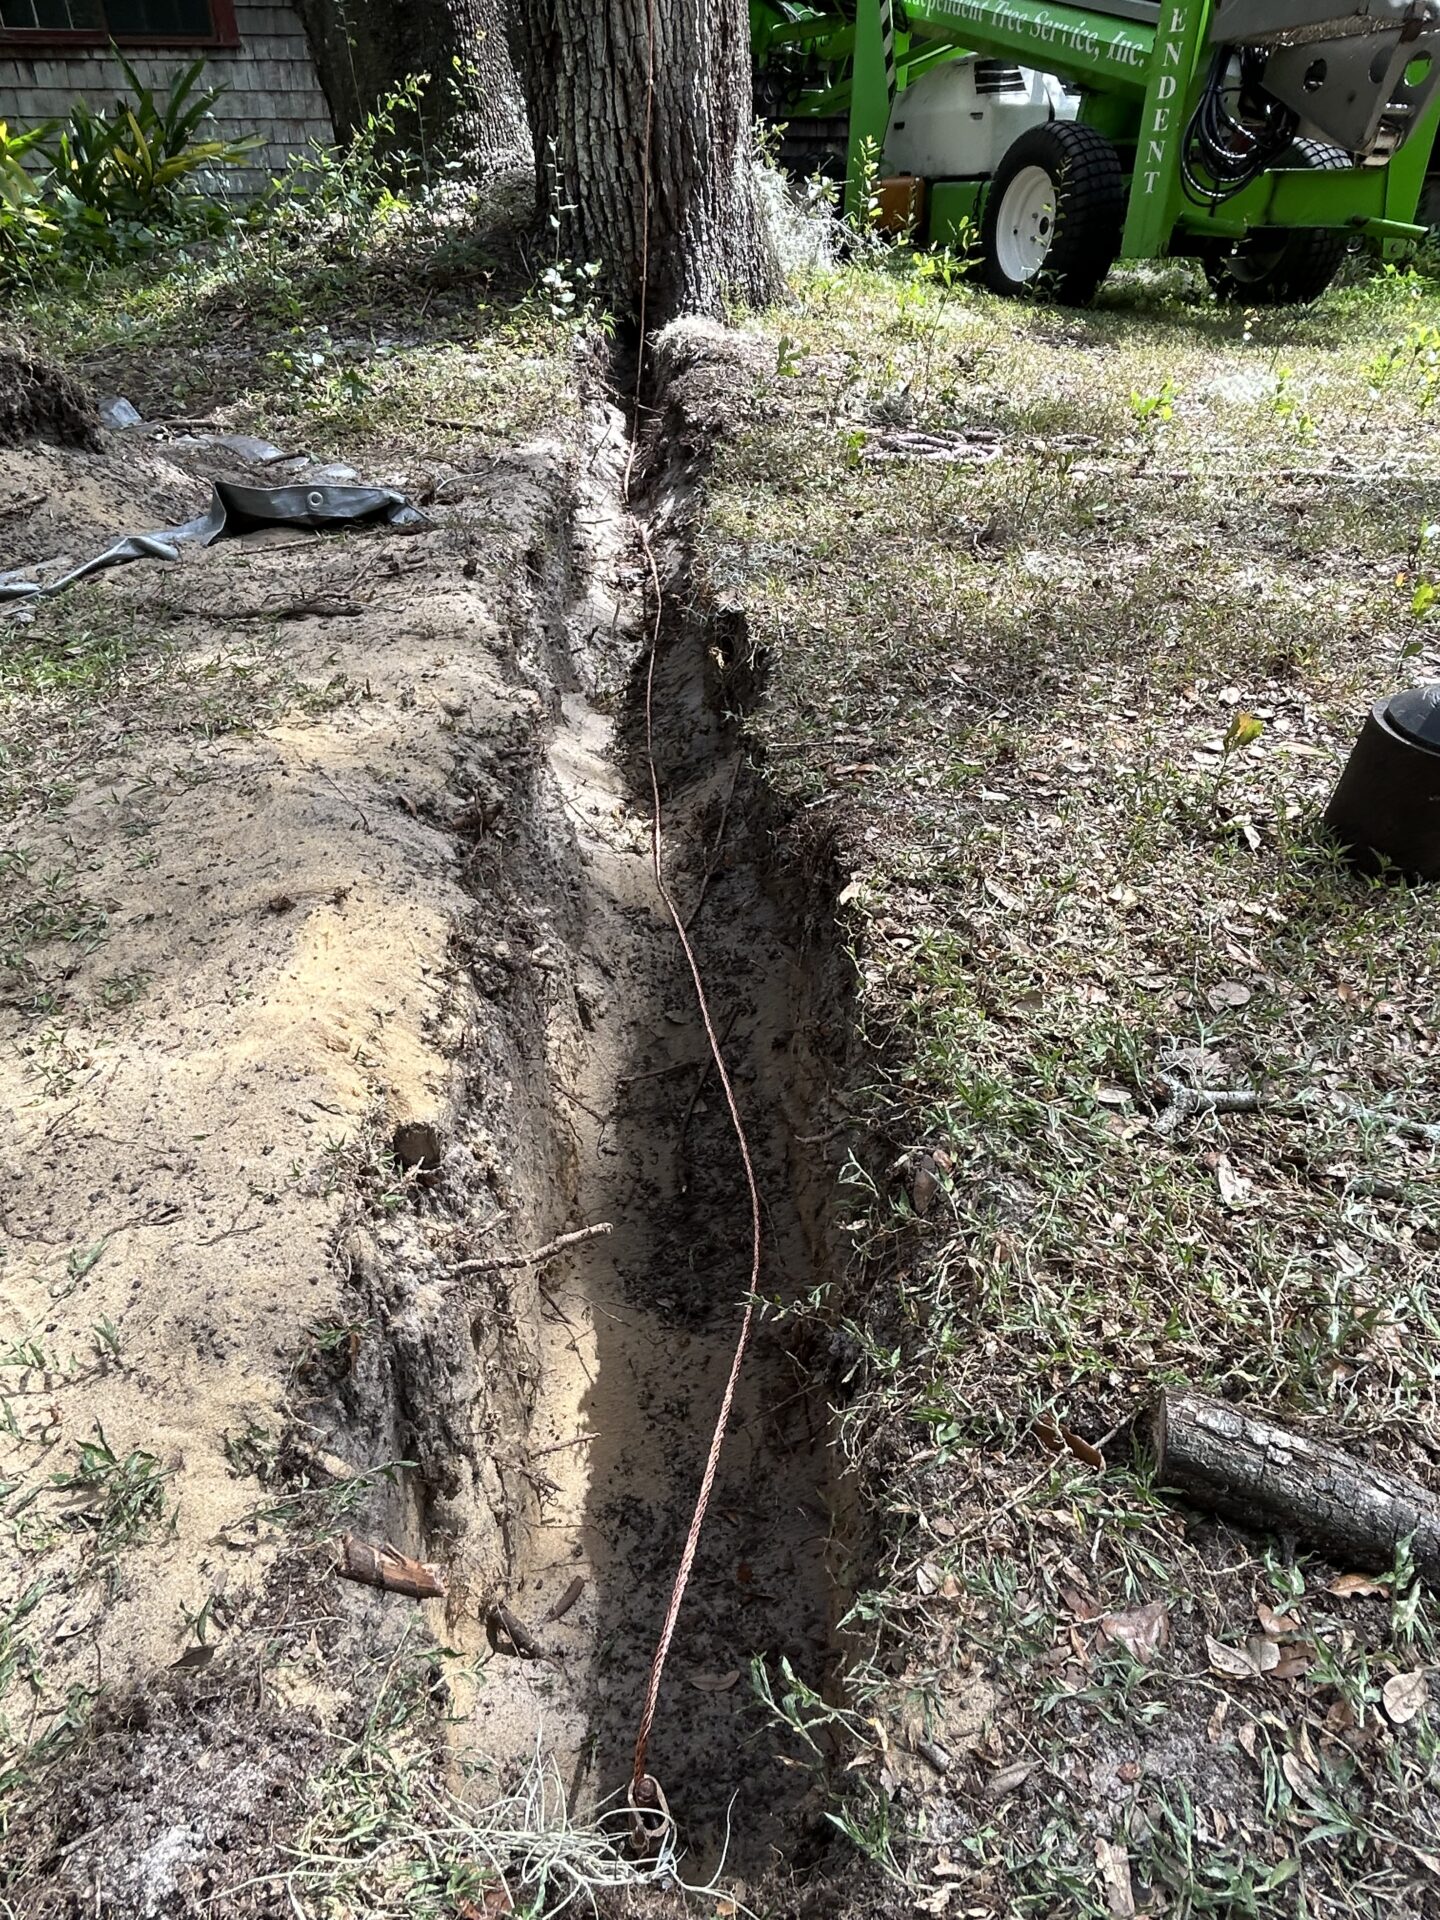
[7,173,1440,1917]
[703,255,1440,1917]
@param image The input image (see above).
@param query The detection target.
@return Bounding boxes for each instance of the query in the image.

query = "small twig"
[554,1084,608,1127]
[446,1222,613,1281]
[488,1602,549,1659]
[0,491,47,521]
[530,1432,598,1458]
[616,1059,698,1089]
[307,761,372,836]
[543,1575,587,1623]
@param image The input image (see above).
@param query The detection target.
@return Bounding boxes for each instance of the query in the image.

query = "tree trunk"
[466,1,528,167]
[507,0,780,325]
[294,0,525,167]
[1149,1390,1440,1580]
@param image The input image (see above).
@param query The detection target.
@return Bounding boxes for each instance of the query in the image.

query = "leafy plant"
[1130,376,1177,427]
[51,1424,172,1563]
[261,74,430,262]
[0,119,60,275]
[1399,519,1439,679]
[1212,707,1264,805]
[42,55,258,238]
[1269,363,1314,439]
[1,56,258,282]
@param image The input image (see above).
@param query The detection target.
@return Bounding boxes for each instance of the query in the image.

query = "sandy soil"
[2,403,587,1908]
[2,339,856,1916]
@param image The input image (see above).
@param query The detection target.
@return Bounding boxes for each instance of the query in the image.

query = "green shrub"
[42,55,259,246]
[0,55,258,284]
[0,119,60,278]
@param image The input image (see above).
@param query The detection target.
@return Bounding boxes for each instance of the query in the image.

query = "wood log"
[1148,1391,1440,1581]
[337,1534,446,1600]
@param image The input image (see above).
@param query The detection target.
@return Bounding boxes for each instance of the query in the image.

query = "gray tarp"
[0,481,429,607]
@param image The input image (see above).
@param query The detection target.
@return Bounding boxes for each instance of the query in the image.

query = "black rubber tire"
[1200,140,1351,305]
[980,121,1125,305]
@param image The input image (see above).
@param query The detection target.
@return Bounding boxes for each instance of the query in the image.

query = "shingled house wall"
[0,3,332,195]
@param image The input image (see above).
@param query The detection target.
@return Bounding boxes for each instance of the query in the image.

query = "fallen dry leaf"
[1206,1633,1280,1681]
[1062,1583,1101,1621]
[690,1669,741,1693]
[1324,1696,1357,1735]
[1034,1416,1103,1467]
[1206,979,1252,1010]
[454,1890,512,1919]
[1034,1413,1064,1454]
[987,1761,1034,1799]
[1062,1426,1105,1469]
[1282,1753,1324,1807]
[1382,1669,1429,1726]
[1328,1572,1387,1599]
[1272,1648,1313,1681]
[169,1643,217,1674]
[1094,1836,1136,1918]
[910,1155,940,1215]
[1099,1599,1169,1663]
[1215,1154,1252,1208]
[1256,1602,1299,1637]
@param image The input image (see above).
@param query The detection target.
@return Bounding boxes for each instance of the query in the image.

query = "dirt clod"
[0,348,102,451]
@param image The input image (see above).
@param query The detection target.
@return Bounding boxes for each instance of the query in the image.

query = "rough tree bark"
[507,0,780,325]
[294,0,525,166]
[1149,1390,1440,1579]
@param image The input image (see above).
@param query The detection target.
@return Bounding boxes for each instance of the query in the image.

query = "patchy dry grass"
[705,259,1440,1916]
[10,181,584,461]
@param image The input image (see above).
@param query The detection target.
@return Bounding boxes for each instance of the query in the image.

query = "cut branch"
[446,1222,613,1281]
[1148,1390,1440,1580]
[337,1534,446,1599]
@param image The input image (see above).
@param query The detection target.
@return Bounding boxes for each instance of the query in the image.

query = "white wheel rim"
[996,164,1057,282]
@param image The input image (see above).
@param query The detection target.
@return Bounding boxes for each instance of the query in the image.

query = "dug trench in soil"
[473,402,857,1875]
[334,351,862,1881]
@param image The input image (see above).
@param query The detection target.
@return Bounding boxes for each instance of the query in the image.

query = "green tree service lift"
[766,1,1440,301]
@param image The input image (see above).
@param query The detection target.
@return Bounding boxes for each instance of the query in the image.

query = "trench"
[425,384,855,1874]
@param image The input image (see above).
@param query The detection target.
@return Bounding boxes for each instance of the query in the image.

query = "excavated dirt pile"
[1,324,858,1914]
[0,348,101,452]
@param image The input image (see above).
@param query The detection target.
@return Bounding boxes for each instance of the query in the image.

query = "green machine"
[755,1,1440,302]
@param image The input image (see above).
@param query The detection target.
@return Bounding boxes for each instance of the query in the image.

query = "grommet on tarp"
[626,1772,672,1858]
[1323,683,1440,881]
